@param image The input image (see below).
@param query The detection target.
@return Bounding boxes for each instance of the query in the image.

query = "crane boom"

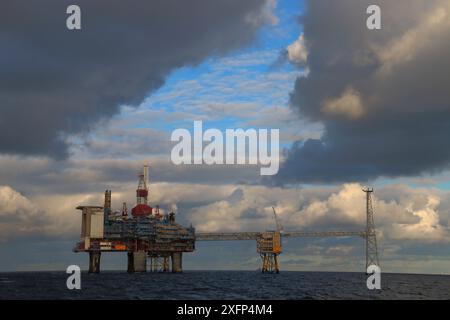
[272,207,283,233]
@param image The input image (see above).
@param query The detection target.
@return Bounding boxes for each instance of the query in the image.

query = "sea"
[0,271,449,300]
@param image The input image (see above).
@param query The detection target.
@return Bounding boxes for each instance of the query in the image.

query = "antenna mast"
[363,187,379,269]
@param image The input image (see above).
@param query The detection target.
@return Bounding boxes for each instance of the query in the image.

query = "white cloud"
[185,183,450,244]
[388,195,447,241]
[0,186,48,241]
[2,170,450,273]
[286,34,308,66]
[2,155,449,246]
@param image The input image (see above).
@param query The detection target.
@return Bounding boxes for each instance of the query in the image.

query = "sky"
[1,0,450,274]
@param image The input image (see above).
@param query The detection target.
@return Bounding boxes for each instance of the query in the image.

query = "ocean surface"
[0,271,449,300]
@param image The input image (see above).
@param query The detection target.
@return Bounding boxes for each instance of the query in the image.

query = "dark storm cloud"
[0,155,262,196]
[276,0,450,183]
[0,0,273,158]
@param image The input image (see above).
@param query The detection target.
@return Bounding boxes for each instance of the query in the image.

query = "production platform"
[73,166,379,273]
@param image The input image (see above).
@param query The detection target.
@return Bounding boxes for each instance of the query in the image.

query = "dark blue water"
[0,271,449,300]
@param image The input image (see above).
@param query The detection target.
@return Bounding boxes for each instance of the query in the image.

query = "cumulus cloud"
[276,0,450,183]
[0,0,275,158]
[289,183,450,243]
[0,185,105,242]
[0,186,49,241]
[286,34,308,66]
[2,175,450,274]
[185,183,450,243]
[389,195,446,241]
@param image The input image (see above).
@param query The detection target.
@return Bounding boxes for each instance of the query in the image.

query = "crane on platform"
[272,207,283,234]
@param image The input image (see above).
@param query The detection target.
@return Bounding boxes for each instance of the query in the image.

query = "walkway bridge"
[196,230,367,273]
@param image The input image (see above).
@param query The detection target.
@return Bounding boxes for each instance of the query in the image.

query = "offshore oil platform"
[74,166,379,273]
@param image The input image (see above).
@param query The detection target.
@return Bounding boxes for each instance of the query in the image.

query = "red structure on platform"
[132,165,152,217]
[131,203,153,217]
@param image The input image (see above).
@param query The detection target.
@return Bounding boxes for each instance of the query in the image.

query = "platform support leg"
[88,251,101,273]
[127,251,135,273]
[133,251,147,272]
[171,252,182,273]
[261,254,279,274]
[163,256,170,272]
